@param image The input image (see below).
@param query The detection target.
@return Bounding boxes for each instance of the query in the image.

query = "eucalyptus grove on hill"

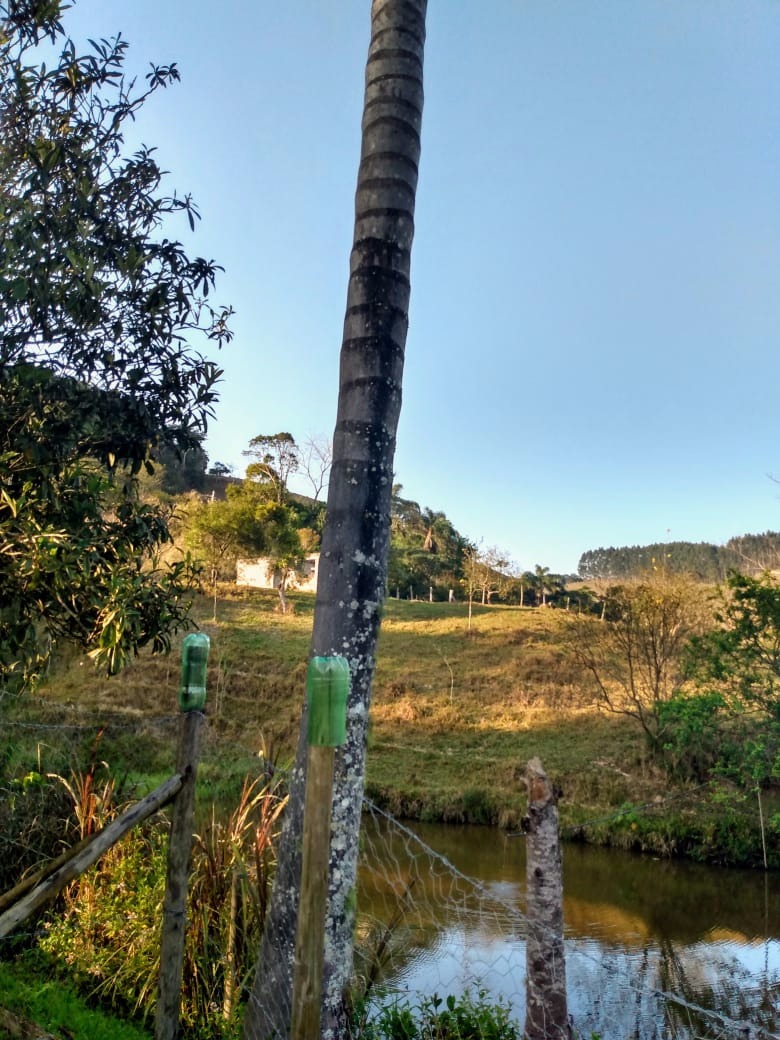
[243,2,427,1036]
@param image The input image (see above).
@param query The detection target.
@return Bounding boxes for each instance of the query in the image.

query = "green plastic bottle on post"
[306,656,350,747]
[178,633,211,711]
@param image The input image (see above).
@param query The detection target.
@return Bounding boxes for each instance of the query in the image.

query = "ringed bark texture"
[243,3,426,1038]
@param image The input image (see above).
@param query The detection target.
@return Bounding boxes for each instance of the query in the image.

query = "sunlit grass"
[7,584,776,865]
[0,961,152,1040]
[13,587,664,830]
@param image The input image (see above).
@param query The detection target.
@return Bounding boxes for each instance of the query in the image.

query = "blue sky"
[63,1,780,574]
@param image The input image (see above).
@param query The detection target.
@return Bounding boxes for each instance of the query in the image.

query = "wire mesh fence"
[356,800,780,1040]
[2,706,779,1039]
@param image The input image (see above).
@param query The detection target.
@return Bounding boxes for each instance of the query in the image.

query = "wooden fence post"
[290,656,350,1040]
[155,633,210,1040]
[523,757,571,1040]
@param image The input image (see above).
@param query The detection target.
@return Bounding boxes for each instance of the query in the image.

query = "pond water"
[357,811,780,1039]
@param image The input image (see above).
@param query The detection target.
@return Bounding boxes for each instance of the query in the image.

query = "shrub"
[0,769,75,893]
[360,989,521,1040]
[657,691,732,782]
[565,573,710,751]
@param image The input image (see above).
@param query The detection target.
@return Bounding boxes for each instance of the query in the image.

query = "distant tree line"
[171,446,579,607]
[578,532,780,582]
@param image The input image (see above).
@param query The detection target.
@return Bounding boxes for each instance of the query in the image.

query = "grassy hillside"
[5,586,776,866]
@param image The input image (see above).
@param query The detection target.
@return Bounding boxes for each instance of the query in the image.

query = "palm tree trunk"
[242,3,426,1037]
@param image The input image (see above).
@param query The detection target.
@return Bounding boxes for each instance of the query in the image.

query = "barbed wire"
[2,717,179,732]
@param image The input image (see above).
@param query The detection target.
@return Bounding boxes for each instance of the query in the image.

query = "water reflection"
[356,812,780,1038]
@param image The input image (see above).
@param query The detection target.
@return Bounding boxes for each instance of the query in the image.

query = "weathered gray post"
[155,632,210,1040]
[523,757,571,1040]
[290,656,349,1040]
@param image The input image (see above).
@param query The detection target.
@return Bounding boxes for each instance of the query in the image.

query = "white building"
[236,554,320,593]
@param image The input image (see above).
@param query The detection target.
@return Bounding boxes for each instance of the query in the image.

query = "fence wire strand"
[2,706,778,1039]
[357,800,780,1040]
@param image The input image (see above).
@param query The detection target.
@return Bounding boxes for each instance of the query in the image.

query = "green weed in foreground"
[356,990,605,1040]
[0,961,151,1040]
[359,989,521,1040]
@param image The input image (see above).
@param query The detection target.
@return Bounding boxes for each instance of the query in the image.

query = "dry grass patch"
[7,589,686,833]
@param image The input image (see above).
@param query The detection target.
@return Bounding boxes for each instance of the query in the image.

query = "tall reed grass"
[35,763,286,1037]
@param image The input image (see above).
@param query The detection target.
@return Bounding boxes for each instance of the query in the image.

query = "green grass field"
[2,585,777,1038]
[6,585,776,864]
[0,962,152,1040]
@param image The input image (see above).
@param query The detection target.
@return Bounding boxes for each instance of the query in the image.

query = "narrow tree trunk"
[243,4,426,1038]
[523,758,571,1040]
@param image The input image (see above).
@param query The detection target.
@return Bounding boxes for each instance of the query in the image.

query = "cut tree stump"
[523,757,571,1040]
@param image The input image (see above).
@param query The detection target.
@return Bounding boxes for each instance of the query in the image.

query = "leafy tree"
[566,573,710,750]
[655,690,733,783]
[516,570,538,607]
[0,1,231,688]
[533,564,552,607]
[155,439,209,495]
[287,488,326,537]
[253,501,315,614]
[672,571,780,787]
[186,434,325,616]
[207,461,233,477]
[243,432,299,504]
[184,485,267,617]
[687,572,780,720]
[387,490,466,599]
